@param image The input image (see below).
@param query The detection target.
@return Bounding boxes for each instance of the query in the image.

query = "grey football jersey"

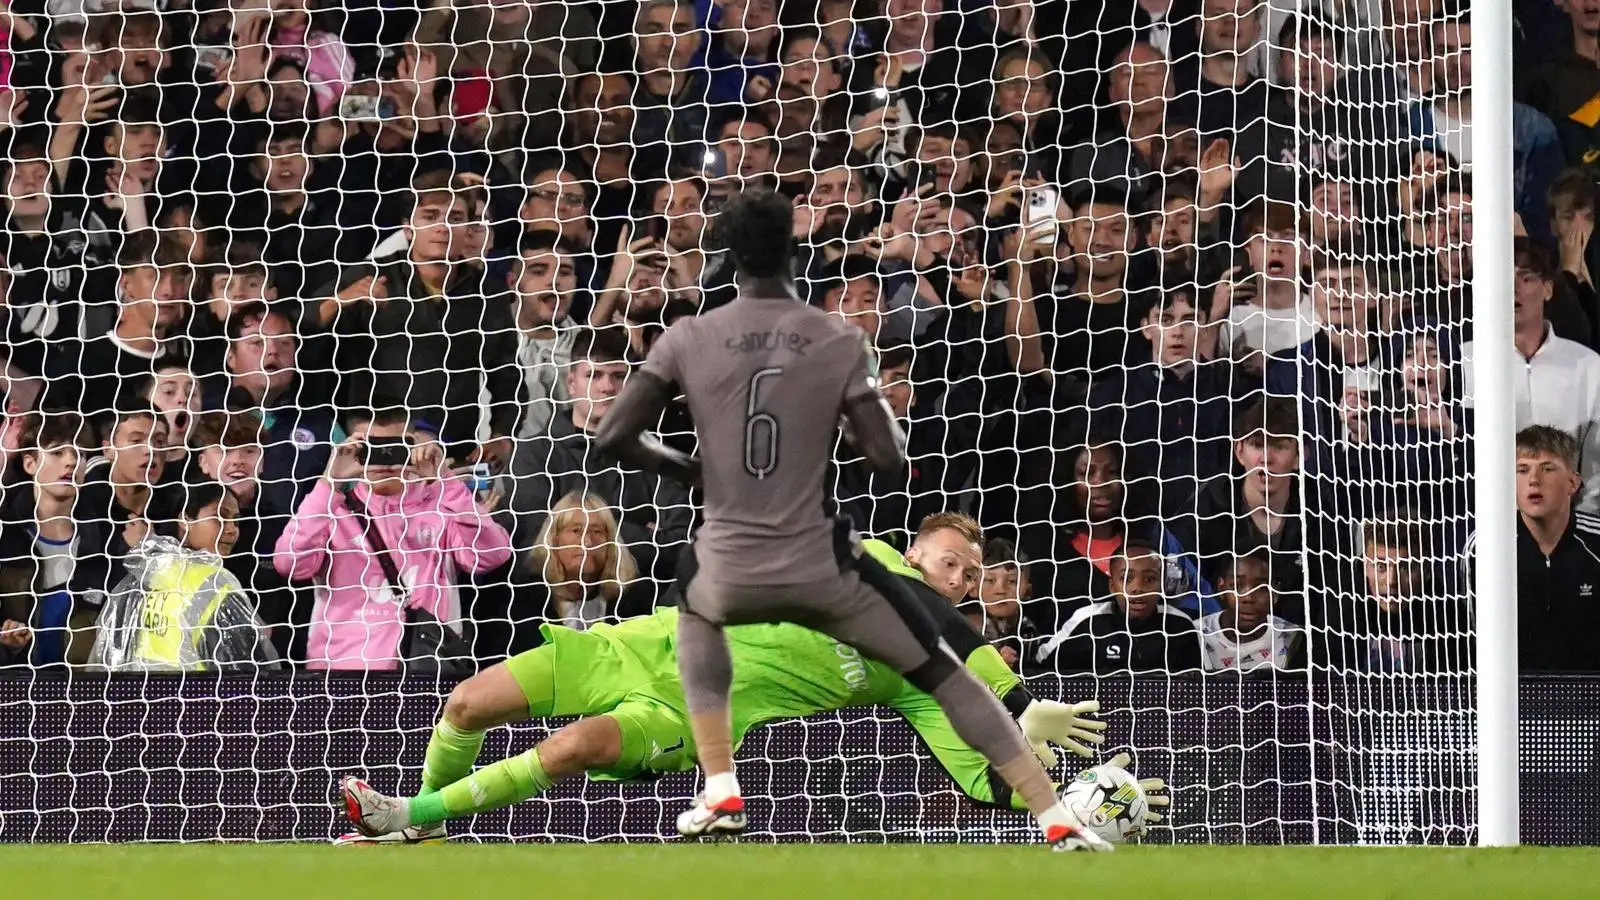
[642,294,875,585]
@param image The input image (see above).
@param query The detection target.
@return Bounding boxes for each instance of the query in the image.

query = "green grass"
[4,844,1597,900]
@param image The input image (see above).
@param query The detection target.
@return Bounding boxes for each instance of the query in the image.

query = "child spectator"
[70,404,170,644]
[1198,550,1305,674]
[153,480,241,558]
[969,537,1037,669]
[1034,540,1204,675]
[1019,440,1200,634]
[273,407,513,671]
[132,355,199,459]
[0,411,88,665]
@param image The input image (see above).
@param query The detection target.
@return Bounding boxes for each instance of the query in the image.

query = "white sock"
[704,771,741,805]
[1036,803,1075,833]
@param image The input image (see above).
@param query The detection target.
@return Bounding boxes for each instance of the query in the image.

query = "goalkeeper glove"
[1101,751,1171,834]
[1017,698,1107,768]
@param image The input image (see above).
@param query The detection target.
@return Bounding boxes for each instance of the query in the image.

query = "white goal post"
[1468,0,1518,849]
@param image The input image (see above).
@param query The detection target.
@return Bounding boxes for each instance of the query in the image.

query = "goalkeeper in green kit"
[339,518,1161,843]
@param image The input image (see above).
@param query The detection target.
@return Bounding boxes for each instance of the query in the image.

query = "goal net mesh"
[0,0,1483,843]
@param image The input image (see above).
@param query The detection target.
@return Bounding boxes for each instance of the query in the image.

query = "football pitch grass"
[4,844,1596,900]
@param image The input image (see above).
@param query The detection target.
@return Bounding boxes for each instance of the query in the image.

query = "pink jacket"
[274,477,513,670]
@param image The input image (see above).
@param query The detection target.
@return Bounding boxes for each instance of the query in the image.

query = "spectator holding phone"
[273,407,513,671]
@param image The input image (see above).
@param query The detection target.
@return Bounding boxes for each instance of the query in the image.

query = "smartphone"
[1345,367,1383,393]
[640,214,668,243]
[865,84,891,111]
[700,146,728,180]
[1026,186,1059,225]
[194,45,231,72]
[338,94,396,121]
[361,436,413,468]
[468,462,495,498]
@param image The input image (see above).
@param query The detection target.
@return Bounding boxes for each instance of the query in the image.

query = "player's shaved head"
[907,512,983,604]
[721,189,795,279]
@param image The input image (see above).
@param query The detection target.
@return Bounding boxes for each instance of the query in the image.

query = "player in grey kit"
[594,190,1108,851]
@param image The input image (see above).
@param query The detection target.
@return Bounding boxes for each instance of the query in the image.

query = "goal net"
[0,0,1490,844]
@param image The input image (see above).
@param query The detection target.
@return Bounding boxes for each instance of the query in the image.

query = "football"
[1059,763,1149,843]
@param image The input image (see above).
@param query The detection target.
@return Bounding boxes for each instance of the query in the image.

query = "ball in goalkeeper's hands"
[1059,763,1149,844]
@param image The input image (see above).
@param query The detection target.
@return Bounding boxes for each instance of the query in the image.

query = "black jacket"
[1515,511,1600,672]
[1168,472,1323,600]
[1078,358,1240,514]
[1017,516,1188,636]
[1033,600,1204,675]
[326,258,521,457]
[500,410,694,582]
[1314,588,1473,675]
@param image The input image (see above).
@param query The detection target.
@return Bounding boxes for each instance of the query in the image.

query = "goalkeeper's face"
[905,527,981,603]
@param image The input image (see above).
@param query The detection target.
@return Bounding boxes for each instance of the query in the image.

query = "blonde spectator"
[524,492,649,633]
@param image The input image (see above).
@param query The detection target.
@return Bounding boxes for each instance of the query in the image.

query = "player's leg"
[344,715,625,837]
[424,665,530,790]
[822,557,1110,851]
[674,559,746,832]
[339,645,556,841]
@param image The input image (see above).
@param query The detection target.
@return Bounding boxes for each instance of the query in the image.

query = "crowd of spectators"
[0,0,1596,677]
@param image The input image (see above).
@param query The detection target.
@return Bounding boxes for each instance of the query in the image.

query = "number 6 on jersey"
[744,367,783,478]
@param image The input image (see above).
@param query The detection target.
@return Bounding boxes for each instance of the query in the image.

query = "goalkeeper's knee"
[442,678,510,732]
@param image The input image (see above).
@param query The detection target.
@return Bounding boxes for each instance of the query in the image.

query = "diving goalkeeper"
[339,533,1134,843]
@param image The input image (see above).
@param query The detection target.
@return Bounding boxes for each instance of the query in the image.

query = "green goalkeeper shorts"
[502,610,700,780]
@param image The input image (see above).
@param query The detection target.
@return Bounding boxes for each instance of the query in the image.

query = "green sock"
[419,719,486,797]
[409,746,554,827]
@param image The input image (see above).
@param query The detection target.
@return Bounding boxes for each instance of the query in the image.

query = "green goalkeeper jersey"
[523,539,1027,808]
